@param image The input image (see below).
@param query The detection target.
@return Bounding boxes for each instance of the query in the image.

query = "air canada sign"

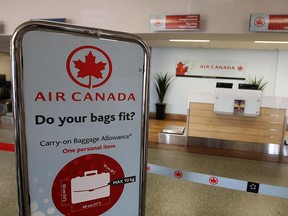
[34,46,136,102]
[199,64,244,71]
[34,92,136,102]
[176,59,246,80]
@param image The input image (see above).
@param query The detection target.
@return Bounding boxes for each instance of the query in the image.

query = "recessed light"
[254,41,288,44]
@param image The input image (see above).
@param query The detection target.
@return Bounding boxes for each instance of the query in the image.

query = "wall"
[274,51,288,97]
[1,0,288,115]
[1,0,288,35]
[0,52,10,80]
[149,47,287,115]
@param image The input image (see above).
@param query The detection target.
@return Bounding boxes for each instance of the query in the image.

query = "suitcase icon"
[71,170,110,204]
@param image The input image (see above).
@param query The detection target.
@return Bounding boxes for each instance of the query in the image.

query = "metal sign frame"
[11,21,150,216]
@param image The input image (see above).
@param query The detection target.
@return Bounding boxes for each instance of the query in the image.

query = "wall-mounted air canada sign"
[11,21,149,216]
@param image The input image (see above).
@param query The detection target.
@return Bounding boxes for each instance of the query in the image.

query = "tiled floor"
[1,123,288,215]
[146,148,288,216]
[0,126,13,143]
[0,127,18,215]
[0,150,18,216]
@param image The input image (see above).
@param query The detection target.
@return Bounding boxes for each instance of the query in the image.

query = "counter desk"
[186,91,287,155]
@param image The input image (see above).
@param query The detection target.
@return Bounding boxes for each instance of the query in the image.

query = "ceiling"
[1,32,288,53]
[136,32,288,50]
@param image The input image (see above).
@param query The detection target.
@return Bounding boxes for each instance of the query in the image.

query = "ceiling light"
[254,41,288,44]
[169,39,210,42]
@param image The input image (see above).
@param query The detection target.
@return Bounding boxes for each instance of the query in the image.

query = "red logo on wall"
[153,17,164,27]
[237,65,244,72]
[254,17,265,27]
[176,61,189,75]
[66,46,112,89]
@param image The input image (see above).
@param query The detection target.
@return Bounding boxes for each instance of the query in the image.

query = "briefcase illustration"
[71,170,110,204]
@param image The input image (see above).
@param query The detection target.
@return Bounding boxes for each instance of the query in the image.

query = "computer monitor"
[238,83,259,90]
[216,82,233,89]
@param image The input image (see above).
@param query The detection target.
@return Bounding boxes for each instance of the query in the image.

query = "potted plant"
[246,75,268,91]
[153,72,174,120]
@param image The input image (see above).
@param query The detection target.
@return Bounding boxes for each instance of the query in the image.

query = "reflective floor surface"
[146,148,288,216]
[1,121,288,215]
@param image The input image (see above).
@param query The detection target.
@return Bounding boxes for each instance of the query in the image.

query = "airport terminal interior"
[2,1,288,215]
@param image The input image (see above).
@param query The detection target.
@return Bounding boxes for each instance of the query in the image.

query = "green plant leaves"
[153,72,174,103]
[246,75,268,91]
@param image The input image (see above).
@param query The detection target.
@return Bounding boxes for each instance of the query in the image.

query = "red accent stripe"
[0,142,15,152]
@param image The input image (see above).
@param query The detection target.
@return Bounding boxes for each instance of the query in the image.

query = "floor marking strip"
[0,142,15,152]
[147,163,288,199]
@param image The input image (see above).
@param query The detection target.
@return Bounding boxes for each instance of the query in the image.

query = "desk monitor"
[216,82,233,89]
[239,83,258,90]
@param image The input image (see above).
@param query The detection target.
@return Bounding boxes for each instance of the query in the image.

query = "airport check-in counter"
[158,88,288,155]
[186,90,288,155]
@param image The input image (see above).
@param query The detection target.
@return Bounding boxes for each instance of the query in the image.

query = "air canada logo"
[174,170,183,178]
[153,17,164,27]
[237,65,244,72]
[254,17,265,27]
[209,176,218,185]
[66,46,112,89]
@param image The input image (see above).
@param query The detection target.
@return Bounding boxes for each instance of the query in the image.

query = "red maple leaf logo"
[73,51,106,88]
[176,61,189,75]
[237,65,244,71]
[174,170,183,178]
[255,17,265,27]
[66,46,112,89]
[209,176,218,185]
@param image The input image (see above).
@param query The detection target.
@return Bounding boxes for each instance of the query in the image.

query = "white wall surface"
[150,47,287,115]
[274,51,288,97]
[1,0,288,35]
